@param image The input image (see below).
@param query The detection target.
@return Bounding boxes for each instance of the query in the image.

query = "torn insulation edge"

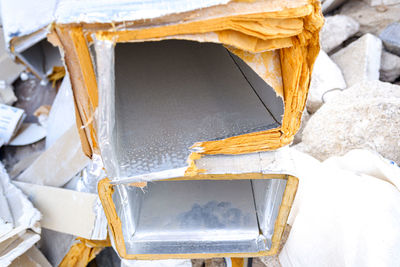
[184,153,206,177]
[59,237,110,267]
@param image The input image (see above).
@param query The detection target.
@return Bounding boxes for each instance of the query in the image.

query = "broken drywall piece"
[307,50,346,113]
[16,125,90,187]
[9,123,46,146]
[320,15,359,53]
[331,34,382,88]
[0,163,41,241]
[0,104,25,146]
[9,151,43,180]
[15,181,102,239]
[379,22,400,57]
[0,230,41,266]
[380,50,400,82]
[0,162,41,266]
[9,246,52,267]
[0,180,13,236]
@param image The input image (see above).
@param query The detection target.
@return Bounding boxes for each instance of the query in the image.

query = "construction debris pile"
[0,0,399,267]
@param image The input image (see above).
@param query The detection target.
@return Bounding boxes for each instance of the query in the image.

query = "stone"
[321,0,347,13]
[307,51,346,113]
[331,33,382,88]
[321,15,359,53]
[379,22,400,56]
[301,80,400,163]
[380,50,400,82]
[325,79,400,102]
[340,0,400,35]
[363,0,400,6]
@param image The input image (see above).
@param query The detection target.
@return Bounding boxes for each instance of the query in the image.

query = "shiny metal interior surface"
[112,40,284,178]
[113,178,287,255]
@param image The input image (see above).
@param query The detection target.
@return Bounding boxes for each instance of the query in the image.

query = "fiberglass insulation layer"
[114,40,284,177]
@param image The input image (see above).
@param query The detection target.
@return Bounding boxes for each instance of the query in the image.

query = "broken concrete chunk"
[321,15,359,53]
[301,81,400,163]
[340,0,400,35]
[363,0,400,6]
[321,0,347,13]
[307,51,346,114]
[379,22,400,56]
[331,34,382,88]
[324,80,400,103]
[380,50,400,82]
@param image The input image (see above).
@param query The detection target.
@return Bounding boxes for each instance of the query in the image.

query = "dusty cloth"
[280,149,400,267]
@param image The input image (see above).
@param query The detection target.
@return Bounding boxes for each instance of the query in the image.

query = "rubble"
[320,15,360,53]
[306,50,346,113]
[379,22,400,56]
[320,0,347,13]
[0,162,41,266]
[9,246,51,267]
[363,0,400,6]
[15,125,89,187]
[380,50,400,82]
[331,33,382,87]
[300,81,400,163]
[340,0,400,35]
[15,182,101,239]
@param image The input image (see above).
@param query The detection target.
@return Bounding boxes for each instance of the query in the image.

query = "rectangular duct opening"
[107,40,284,178]
[112,178,287,255]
